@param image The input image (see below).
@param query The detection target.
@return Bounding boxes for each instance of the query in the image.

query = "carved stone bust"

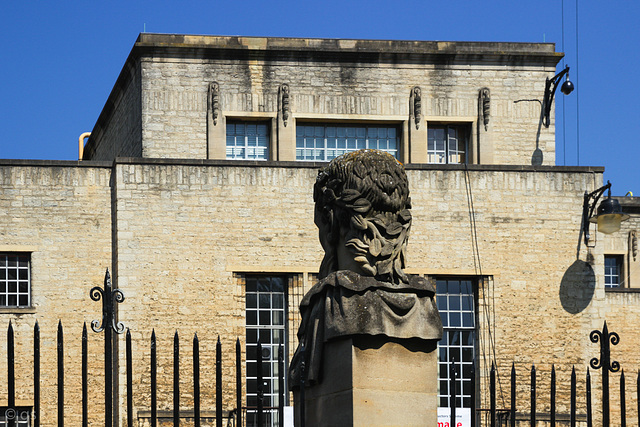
[290,150,442,387]
[314,149,412,284]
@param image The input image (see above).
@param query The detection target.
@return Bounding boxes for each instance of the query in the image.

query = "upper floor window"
[296,124,399,161]
[605,255,623,288]
[226,121,269,160]
[428,124,469,164]
[0,253,30,308]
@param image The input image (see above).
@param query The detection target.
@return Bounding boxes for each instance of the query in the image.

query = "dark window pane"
[259,310,270,325]
[246,311,257,326]
[258,329,271,344]
[247,361,257,377]
[247,345,257,361]
[450,331,460,346]
[447,280,460,294]
[272,311,284,325]
[259,294,270,309]
[246,293,257,309]
[273,294,284,309]
[257,278,271,292]
[262,362,272,376]
[462,312,474,327]
[462,363,473,379]
[247,395,257,408]
[449,312,461,328]
[246,279,257,293]
[449,295,461,311]
[270,278,285,293]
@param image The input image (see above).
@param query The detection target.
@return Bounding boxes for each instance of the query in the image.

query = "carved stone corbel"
[279,84,290,127]
[208,82,220,126]
[631,230,638,261]
[479,88,490,130]
[410,86,422,130]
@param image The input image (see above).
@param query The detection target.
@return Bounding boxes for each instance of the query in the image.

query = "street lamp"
[583,181,630,245]
[543,65,574,128]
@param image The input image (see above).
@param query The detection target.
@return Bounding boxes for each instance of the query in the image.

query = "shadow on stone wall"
[559,259,596,314]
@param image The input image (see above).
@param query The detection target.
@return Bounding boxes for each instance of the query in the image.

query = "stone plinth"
[295,335,438,427]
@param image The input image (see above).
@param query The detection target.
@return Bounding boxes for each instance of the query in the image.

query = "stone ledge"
[0,307,37,314]
[111,157,604,174]
[605,287,640,293]
[0,159,112,168]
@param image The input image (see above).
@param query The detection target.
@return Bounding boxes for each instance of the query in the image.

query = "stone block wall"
[107,160,636,424]
[139,57,556,166]
[0,161,112,426]
[2,159,638,425]
[85,61,143,161]
[84,36,562,167]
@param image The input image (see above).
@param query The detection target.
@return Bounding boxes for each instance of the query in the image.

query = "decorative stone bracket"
[208,82,220,126]
[278,84,290,127]
[479,87,490,130]
[410,86,422,130]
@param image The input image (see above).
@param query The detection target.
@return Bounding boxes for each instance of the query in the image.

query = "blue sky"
[1,1,638,194]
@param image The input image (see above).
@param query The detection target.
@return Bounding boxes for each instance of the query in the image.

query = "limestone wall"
[0,161,112,426]
[85,61,143,161]
[109,161,630,424]
[139,57,556,165]
[3,160,639,425]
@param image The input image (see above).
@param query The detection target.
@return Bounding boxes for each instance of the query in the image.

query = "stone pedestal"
[294,335,438,427]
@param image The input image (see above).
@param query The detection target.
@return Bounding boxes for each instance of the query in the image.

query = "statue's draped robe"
[289,270,443,387]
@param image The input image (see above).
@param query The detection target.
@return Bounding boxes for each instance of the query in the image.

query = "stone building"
[1,33,639,426]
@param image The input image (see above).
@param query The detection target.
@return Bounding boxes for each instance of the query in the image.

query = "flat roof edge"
[135,33,561,56]
[0,159,113,168]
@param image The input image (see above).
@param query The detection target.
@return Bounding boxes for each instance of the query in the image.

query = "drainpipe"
[78,132,91,160]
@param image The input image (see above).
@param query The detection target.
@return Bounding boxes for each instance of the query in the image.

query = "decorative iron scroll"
[590,321,620,372]
[90,269,125,335]
[590,320,619,427]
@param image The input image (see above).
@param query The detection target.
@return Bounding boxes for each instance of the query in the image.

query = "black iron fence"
[3,320,286,427]
[1,271,638,427]
[444,321,637,427]
[3,271,286,427]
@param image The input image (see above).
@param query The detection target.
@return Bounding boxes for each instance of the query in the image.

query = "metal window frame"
[604,255,624,288]
[427,124,470,165]
[244,275,288,426]
[435,277,477,410]
[0,253,31,308]
[226,121,270,161]
[295,123,400,161]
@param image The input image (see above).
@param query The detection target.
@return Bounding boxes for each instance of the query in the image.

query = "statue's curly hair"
[313,149,412,284]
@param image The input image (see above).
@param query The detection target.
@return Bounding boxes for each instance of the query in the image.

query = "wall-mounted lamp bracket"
[542,65,574,128]
[582,181,629,245]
